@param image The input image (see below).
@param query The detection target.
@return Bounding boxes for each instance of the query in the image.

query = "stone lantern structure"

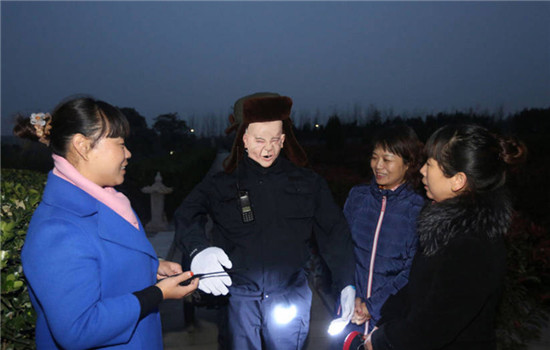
[141,172,173,232]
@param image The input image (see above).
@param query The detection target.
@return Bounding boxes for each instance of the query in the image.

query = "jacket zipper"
[365,195,387,334]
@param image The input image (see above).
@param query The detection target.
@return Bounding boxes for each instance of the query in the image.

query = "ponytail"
[13,113,52,146]
[498,135,528,166]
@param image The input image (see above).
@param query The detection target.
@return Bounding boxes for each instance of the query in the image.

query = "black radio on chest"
[238,190,255,223]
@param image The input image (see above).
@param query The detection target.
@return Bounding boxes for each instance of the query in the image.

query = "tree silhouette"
[324,115,344,150]
[153,113,193,153]
[119,107,159,158]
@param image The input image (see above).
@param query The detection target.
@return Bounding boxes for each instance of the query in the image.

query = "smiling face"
[242,120,285,168]
[82,137,132,187]
[370,146,408,189]
[420,158,457,202]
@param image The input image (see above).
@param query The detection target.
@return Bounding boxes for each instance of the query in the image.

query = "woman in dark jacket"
[337,125,425,345]
[366,124,527,350]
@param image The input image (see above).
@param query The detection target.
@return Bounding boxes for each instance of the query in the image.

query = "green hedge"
[1,169,46,349]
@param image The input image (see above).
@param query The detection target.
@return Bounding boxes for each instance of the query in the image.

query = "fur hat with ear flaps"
[223,93,308,173]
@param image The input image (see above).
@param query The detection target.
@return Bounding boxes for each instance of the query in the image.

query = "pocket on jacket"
[213,195,256,235]
[282,185,315,219]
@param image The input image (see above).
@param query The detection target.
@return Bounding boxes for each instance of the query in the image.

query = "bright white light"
[273,304,297,325]
[327,318,348,336]
[314,124,320,128]
[190,128,195,133]
[169,150,174,155]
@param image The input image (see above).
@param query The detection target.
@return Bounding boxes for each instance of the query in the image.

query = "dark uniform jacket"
[372,190,511,350]
[175,156,355,298]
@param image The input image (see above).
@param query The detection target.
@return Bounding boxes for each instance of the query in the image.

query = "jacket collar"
[97,204,157,259]
[41,172,97,217]
[41,172,157,259]
[368,179,412,200]
[242,155,286,175]
[418,189,512,256]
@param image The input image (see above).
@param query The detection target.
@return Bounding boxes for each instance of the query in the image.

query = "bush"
[1,169,46,349]
[496,215,550,349]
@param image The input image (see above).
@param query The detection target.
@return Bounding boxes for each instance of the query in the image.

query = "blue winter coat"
[22,173,162,349]
[343,181,425,325]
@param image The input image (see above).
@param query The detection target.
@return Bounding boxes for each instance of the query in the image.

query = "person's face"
[243,120,285,168]
[85,137,131,187]
[370,146,408,189]
[420,158,457,202]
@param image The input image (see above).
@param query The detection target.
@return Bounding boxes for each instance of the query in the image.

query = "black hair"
[371,125,424,190]
[424,124,527,193]
[13,97,129,157]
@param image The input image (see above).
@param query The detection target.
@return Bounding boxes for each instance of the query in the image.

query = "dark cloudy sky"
[2,1,549,135]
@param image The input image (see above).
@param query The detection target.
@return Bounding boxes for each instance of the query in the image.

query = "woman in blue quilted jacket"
[338,125,425,346]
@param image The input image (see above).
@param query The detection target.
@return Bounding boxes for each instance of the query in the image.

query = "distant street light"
[314,124,320,129]
[190,128,195,133]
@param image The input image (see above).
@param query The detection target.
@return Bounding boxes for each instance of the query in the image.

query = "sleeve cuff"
[189,245,209,259]
[133,285,163,320]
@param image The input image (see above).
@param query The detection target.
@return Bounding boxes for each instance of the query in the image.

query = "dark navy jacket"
[343,181,425,324]
[175,156,355,299]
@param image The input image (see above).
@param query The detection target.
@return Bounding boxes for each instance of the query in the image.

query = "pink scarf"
[52,154,140,230]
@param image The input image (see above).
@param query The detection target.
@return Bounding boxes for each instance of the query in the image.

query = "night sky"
[2,1,549,136]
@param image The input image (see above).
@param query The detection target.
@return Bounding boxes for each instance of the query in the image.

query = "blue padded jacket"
[343,181,425,327]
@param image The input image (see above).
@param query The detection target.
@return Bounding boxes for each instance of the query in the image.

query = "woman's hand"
[157,260,183,280]
[156,271,198,300]
[364,327,378,350]
[351,297,371,325]
[365,338,374,350]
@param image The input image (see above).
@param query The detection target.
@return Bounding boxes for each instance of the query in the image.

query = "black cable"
[157,269,244,286]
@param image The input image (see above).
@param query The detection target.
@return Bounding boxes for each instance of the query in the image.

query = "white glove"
[327,285,356,335]
[190,247,233,296]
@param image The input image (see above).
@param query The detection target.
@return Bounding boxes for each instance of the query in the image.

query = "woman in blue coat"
[338,125,425,346]
[15,97,198,349]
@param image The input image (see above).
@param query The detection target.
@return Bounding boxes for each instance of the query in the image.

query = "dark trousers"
[227,281,312,350]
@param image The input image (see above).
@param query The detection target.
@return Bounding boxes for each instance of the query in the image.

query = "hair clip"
[30,113,48,126]
[30,113,52,145]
